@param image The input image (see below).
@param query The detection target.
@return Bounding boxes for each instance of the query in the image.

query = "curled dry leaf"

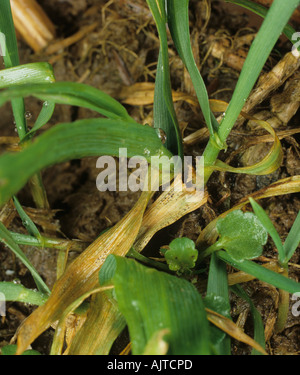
[65,292,125,355]
[134,171,208,252]
[119,82,198,107]
[16,165,208,354]
[205,308,267,355]
[16,189,153,355]
[66,168,208,354]
[207,100,283,176]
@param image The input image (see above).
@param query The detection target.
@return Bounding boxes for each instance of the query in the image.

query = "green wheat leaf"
[217,251,300,294]
[0,222,50,294]
[99,255,211,355]
[166,0,221,145]
[0,281,48,306]
[147,0,183,157]
[0,82,134,122]
[0,117,172,206]
[225,0,299,50]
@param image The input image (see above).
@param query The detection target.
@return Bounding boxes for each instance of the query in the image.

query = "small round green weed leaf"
[164,237,198,273]
[216,210,268,262]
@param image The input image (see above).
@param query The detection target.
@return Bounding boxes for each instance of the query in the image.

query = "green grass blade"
[218,0,300,142]
[9,232,46,248]
[166,0,221,145]
[207,254,230,304]
[10,99,27,140]
[0,63,55,88]
[283,210,300,265]
[217,251,300,294]
[0,282,48,306]
[0,0,27,140]
[24,101,56,140]
[147,0,183,157]
[206,253,231,354]
[101,255,211,355]
[8,231,88,253]
[203,0,300,180]
[249,198,285,264]
[0,82,134,122]
[154,48,182,156]
[230,284,265,355]
[0,63,56,139]
[12,196,42,241]
[0,5,54,206]
[0,118,172,207]
[0,222,50,294]
[225,0,299,49]
[0,0,20,67]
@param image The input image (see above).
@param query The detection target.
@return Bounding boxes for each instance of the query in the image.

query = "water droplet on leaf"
[25,111,32,120]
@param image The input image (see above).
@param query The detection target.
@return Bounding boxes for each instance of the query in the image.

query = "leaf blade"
[0,82,133,122]
[0,117,172,206]
[147,0,183,157]
[166,0,219,142]
[225,0,299,50]
[0,63,55,88]
[0,281,48,306]
[217,251,300,294]
[249,197,285,263]
[230,284,266,355]
[216,210,268,262]
[107,255,211,355]
[0,222,50,294]
[283,210,300,264]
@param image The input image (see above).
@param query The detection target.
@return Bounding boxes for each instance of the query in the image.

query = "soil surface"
[0,0,299,355]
